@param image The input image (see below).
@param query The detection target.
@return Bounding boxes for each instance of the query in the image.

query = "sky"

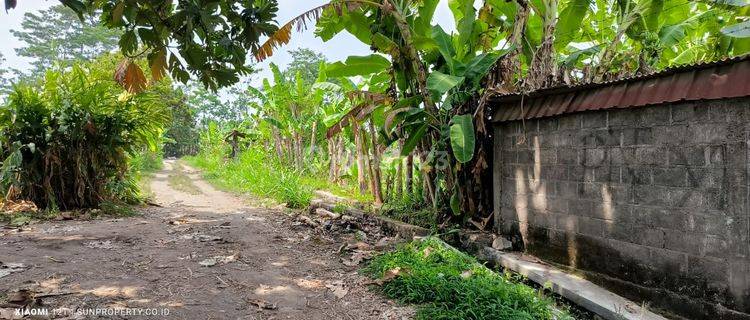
[0,0,460,88]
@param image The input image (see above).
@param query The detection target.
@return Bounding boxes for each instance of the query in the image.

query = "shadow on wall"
[496,101,750,319]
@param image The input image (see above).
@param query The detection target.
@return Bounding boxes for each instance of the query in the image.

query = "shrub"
[0,59,170,210]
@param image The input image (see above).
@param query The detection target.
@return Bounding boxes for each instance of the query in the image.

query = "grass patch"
[167,161,201,195]
[379,195,436,229]
[185,147,314,208]
[363,237,574,320]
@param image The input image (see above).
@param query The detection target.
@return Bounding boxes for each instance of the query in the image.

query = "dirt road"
[0,160,412,319]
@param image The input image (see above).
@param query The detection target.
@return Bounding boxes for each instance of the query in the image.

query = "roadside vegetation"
[365,237,573,319]
[0,1,749,318]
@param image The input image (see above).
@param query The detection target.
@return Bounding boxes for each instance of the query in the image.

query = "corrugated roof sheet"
[490,55,750,123]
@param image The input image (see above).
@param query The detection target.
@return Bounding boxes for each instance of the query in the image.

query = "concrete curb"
[477,247,668,320]
[309,195,666,320]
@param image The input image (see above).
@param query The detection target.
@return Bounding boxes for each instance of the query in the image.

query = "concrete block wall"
[492,98,750,319]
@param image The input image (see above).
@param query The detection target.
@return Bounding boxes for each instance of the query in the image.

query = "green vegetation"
[10,4,121,77]
[364,238,573,320]
[187,147,312,208]
[167,162,201,195]
[0,55,171,211]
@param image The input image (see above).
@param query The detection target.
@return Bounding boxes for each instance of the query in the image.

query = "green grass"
[378,194,436,229]
[363,237,574,320]
[185,147,315,208]
[167,161,201,195]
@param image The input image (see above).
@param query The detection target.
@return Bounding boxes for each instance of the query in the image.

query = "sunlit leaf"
[326,54,391,77]
[450,114,475,163]
[427,71,464,96]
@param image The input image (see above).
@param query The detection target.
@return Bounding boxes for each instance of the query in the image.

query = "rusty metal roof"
[490,55,750,123]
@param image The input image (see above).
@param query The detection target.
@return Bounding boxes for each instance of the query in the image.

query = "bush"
[0,59,170,210]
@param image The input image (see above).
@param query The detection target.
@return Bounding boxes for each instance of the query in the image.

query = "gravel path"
[0,160,412,319]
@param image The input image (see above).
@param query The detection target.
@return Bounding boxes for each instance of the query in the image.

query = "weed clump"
[364,237,573,320]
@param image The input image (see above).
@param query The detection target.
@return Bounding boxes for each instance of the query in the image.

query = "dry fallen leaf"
[365,267,409,286]
[346,242,372,251]
[342,250,372,267]
[248,298,277,310]
[325,280,348,299]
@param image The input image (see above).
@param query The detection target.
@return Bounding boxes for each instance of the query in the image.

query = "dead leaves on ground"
[0,200,37,215]
[365,267,410,286]
[324,280,348,299]
[248,298,277,310]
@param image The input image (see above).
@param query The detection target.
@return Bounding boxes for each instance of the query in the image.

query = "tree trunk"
[395,140,403,199]
[526,0,559,90]
[294,132,303,170]
[336,135,345,181]
[272,128,283,159]
[309,121,317,155]
[353,121,368,195]
[328,137,336,181]
[406,152,413,195]
[368,121,384,205]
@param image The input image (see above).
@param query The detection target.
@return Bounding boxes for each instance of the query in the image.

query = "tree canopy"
[10,5,121,77]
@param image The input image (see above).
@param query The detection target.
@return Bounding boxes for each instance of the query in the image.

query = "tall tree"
[5,0,281,91]
[283,48,327,84]
[0,52,10,96]
[10,5,121,76]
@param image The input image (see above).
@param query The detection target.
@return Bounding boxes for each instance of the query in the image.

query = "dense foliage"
[0,56,171,210]
[10,5,121,77]
[6,0,283,91]
[243,0,750,230]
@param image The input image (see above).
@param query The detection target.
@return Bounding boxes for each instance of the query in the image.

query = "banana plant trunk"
[328,137,336,181]
[396,140,403,198]
[309,121,317,155]
[353,121,368,195]
[368,121,384,205]
[406,152,413,195]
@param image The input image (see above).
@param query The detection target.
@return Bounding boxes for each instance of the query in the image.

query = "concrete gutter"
[309,194,664,320]
[477,248,668,320]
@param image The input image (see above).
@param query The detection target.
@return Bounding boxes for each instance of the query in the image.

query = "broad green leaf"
[450,114,475,163]
[372,33,399,55]
[555,0,592,50]
[563,45,601,67]
[119,30,138,54]
[326,54,391,77]
[427,71,464,96]
[659,10,716,47]
[450,0,476,57]
[311,82,342,93]
[415,0,440,37]
[343,10,373,44]
[401,123,428,156]
[463,53,501,84]
[316,61,327,82]
[432,25,457,72]
[671,46,700,64]
[643,0,664,32]
[735,37,750,54]
[722,20,750,38]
